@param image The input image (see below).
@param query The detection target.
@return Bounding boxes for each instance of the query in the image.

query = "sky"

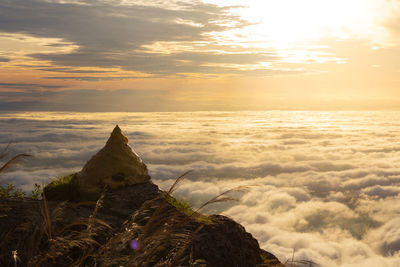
[0,0,399,111]
[2,111,400,266]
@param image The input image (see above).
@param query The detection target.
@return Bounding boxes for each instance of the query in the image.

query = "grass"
[284,259,319,267]
[30,191,112,266]
[282,249,319,267]
[165,194,194,216]
[154,175,320,266]
[44,173,100,202]
[31,183,42,200]
[0,144,111,266]
[40,189,53,240]
[0,182,26,198]
[0,145,31,199]
[0,145,31,174]
[127,172,262,266]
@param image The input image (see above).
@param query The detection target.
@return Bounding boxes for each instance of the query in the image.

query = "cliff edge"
[0,126,283,266]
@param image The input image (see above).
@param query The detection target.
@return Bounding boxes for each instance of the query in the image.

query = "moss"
[44,173,100,202]
[166,194,211,223]
[260,250,282,265]
[166,194,194,216]
[260,252,268,263]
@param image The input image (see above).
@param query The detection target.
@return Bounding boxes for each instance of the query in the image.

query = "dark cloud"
[0,82,65,90]
[0,0,273,76]
[0,100,51,111]
[362,185,400,198]
[43,76,150,81]
[36,67,116,74]
[0,89,188,111]
[0,56,9,62]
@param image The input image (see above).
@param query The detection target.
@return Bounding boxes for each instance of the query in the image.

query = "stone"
[76,125,150,193]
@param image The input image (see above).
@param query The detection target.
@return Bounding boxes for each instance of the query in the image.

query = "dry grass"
[284,260,319,267]
[282,249,319,267]
[193,185,253,214]
[28,191,111,266]
[12,250,20,267]
[0,145,31,199]
[0,145,31,175]
[127,171,210,265]
[39,191,53,240]
[127,172,262,266]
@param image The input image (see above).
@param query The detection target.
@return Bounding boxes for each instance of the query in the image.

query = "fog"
[1,111,400,266]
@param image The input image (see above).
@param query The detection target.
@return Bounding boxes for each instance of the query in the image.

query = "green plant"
[0,182,26,199]
[31,183,42,200]
[44,173,79,201]
[44,173,100,202]
[166,195,194,216]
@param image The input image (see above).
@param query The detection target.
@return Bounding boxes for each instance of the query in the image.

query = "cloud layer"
[0,0,281,76]
[1,110,400,266]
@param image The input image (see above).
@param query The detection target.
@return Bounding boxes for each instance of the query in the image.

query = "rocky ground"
[0,181,283,266]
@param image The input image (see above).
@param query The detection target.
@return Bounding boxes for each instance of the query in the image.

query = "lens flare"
[130,240,139,250]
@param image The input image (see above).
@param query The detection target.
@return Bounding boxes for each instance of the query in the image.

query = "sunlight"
[205,0,389,46]
[238,0,377,44]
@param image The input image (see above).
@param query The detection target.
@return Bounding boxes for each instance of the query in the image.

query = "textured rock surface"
[76,125,150,193]
[96,196,283,267]
[0,185,283,266]
[0,182,160,266]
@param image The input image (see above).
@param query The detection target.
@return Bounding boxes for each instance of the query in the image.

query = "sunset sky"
[0,0,399,111]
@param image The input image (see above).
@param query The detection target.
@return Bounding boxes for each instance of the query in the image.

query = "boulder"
[76,125,150,193]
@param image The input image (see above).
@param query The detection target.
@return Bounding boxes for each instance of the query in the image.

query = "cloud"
[0,57,9,62]
[0,82,65,90]
[42,76,147,81]
[0,89,182,111]
[368,218,400,256]
[35,67,116,74]
[2,110,400,266]
[0,0,281,76]
[361,185,400,199]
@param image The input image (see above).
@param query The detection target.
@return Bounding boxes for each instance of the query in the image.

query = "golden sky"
[0,0,399,111]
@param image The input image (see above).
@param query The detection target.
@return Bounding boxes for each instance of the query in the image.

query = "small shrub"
[166,195,194,216]
[31,183,42,200]
[0,182,26,199]
[44,173,79,201]
[44,173,100,202]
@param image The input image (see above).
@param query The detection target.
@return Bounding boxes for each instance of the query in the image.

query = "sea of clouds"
[1,111,400,266]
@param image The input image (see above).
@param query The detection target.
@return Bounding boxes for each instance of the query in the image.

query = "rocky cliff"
[0,126,283,267]
[76,125,150,193]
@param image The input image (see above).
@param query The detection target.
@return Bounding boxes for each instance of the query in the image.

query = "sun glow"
[208,0,389,46]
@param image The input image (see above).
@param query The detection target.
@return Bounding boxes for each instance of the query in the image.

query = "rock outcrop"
[0,184,283,266]
[0,126,284,266]
[76,125,150,193]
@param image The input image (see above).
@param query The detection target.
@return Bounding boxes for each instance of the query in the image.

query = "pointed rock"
[76,125,150,193]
